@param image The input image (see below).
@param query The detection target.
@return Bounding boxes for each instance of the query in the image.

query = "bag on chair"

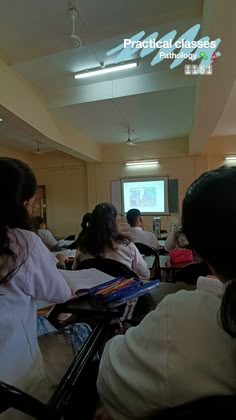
[169,248,193,264]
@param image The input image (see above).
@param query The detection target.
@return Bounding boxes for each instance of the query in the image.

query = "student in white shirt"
[73,203,150,280]
[0,158,90,419]
[164,224,189,252]
[126,208,161,251]
[33,216,59,250]
[95,166,236,420]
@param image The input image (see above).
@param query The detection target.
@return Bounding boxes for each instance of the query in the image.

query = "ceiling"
[0,0,202,151]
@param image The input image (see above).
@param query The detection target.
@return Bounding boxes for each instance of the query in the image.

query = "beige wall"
[32,152,88,237]
[0,144,32,165]
[205,136,236,169]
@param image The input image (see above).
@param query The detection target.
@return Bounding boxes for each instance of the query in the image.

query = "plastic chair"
[173,262,212,285]
[64,235,76,241]
[77,258,138,278]
[0,322,107,419]
[155,394,236,418]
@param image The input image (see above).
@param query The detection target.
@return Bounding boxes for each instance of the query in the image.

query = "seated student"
[126,208,161,251]
[95,167,236,420]
[65,212,91,250]
[73,203,150,280]
[33,216,60,250]
[164,223,189,252]
[0,158,90,419]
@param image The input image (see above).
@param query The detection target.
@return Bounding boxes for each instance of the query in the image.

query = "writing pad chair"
[173,262,212,285]
[134,242,156,256]
[134,243,160,279]
[155,395,236,419]
[77,258,138,278]
[0,322,107,420]
[64,235,76,241]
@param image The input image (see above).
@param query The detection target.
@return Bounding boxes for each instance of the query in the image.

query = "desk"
[159,255,191,282]
[49,282,179,328]
[159,255,190,270]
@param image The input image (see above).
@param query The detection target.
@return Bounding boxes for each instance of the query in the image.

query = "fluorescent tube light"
[74,62,138,79]
[125,160,159,167]
[225,156,236,161]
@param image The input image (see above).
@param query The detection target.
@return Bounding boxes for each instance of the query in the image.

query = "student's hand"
[56,254,65,264]
[93,402,111,420]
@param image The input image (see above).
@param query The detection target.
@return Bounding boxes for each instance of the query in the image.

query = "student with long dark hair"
[66,212,91,250]
[33,215,59,250]
[95,167,236,419]
[0,158,89,419]
[74,203,150,280]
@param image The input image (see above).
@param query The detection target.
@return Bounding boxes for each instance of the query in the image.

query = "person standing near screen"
[126,209,161,251]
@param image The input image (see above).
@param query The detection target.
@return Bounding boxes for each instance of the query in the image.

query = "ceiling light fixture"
[0,117,3,122]
[225,156,236,161]
[125,160,159,167]
[74,62,138,79]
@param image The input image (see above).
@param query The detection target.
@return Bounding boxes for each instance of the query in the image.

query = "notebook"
[37,269,114,313]
[58,268,114,295]
[53,249,77,259]
[89,277,160,308]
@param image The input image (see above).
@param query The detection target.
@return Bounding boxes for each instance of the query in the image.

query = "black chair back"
[155,394,236,418]
[77,258,138,278]
[0,381,59,419]
[64,235,76,241]
[0,322,107,419]
[134,242,156,256]
[173,262,211,285]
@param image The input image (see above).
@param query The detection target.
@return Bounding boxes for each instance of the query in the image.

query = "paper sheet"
[58,268,114,294]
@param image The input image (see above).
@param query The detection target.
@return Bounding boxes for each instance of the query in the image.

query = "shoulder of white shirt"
[196,276,225,298]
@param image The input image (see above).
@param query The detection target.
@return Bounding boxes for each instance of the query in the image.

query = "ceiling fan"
[68,6,82,48]
[126,128,136,146]
[34,140,43,155]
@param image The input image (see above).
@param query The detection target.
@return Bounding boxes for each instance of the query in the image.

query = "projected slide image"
[130,186,157,207]
[123,179,166,214]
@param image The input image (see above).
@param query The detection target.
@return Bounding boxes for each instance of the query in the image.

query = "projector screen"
[121,177,169,215]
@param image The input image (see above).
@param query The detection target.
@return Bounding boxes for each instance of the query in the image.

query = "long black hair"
[0,158,37,283]
[78,203,130,257]
[181,166,236,336]
[66,213,91,250]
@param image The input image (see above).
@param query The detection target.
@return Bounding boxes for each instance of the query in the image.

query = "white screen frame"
[121,176,169,215]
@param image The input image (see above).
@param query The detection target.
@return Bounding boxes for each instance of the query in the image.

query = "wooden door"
[32,185,47,224]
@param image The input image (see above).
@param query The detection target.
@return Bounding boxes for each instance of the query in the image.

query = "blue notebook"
[88,277,160,308]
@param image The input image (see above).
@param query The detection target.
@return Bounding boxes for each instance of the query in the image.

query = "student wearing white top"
[95,167,236,420]
[0,158,89,419]
[126,208,161,251]
[164,224,188,252]
[33,216,58,250]
[73,203,150,280]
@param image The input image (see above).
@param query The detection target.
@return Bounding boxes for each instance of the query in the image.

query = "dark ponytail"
[0,158,37,283]
[181,166,236,337]
[220,282,236,337]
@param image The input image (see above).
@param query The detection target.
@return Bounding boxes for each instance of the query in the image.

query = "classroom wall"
[87,139,208,231]
[32,152,88,237]
[1,135,233,236]
[0,144,32,165]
